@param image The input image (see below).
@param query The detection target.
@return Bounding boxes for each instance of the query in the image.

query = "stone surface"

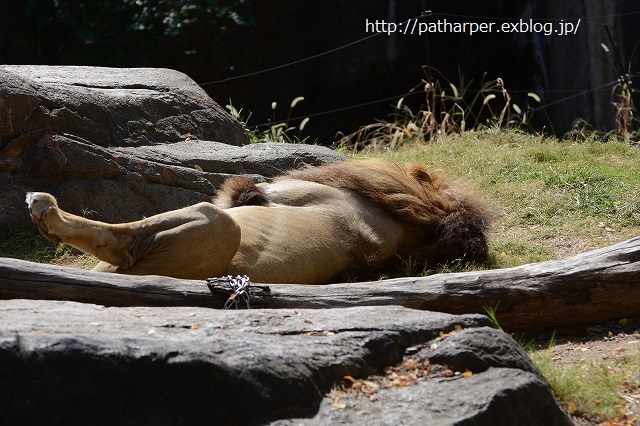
[0,300,571,425]
[277,327,573,426]
[0,66,342,231]
[1,65,246,148]
[285,368,568,426]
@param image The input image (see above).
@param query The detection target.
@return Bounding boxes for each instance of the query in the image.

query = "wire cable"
[198,9,640,87]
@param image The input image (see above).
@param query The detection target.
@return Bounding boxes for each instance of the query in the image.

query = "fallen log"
[1,237,639,331]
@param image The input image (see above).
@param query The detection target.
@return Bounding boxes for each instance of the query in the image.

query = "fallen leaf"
[342,375,355,383]
[404,359,418,369]
[462,370,473,378]
[567,402,577,414]
[332,402,347,409]
[362,380,380,390]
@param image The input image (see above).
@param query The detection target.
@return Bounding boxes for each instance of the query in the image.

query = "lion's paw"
[25,192,63,243]
[26,192,59,220]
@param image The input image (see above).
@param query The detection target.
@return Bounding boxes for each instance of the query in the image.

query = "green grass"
[0,226,98,269]
[349,129,640,269]
[530,349,640,423]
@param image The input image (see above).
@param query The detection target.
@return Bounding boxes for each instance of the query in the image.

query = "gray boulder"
[0,66,342,232]
[0,300,572,425]
[289,327,572,425]
[1,65,246,148]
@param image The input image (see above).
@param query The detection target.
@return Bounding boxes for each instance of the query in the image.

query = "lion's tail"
[214,175,268,208]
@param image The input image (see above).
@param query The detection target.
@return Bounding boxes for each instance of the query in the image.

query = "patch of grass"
[227,96,312,144]
[530,350,640,423]
[488,239,553,269]
[349,129,640,265]
[484,304,638,423]
[0,226,98,269]
[0,227,59,263]
[388,256,488,279]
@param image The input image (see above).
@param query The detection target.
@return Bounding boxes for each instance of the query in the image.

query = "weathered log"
[1,237,639,331]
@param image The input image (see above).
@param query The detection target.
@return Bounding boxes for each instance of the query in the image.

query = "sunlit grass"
[530,349,640,423]
[349,129,640,268]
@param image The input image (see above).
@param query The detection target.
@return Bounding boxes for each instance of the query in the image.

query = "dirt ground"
[529,317,640,425]
[534,318,640,368]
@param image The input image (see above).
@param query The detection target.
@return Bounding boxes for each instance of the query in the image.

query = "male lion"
[26,160,491,284]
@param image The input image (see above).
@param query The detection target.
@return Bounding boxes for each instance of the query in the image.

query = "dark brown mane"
[283,159,493,265]
[281,160,454,227]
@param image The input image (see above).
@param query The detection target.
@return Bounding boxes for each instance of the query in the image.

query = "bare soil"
[535,319,640,368]
[528,317,640,426]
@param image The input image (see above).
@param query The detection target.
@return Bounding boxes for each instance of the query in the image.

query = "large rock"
[1,65,246,148]
[279,327,573,425]
[0,66,342,232]
[0,300,572,425]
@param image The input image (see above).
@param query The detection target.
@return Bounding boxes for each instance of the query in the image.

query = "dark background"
[1,0,639,143]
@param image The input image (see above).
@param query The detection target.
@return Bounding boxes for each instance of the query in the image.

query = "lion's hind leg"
[26,192,242,279]
[26,192,136,269]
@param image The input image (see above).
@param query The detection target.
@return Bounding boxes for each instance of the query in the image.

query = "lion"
[25,159,491,284]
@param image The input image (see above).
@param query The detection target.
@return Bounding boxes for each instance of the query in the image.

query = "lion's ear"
[410,167,433,185]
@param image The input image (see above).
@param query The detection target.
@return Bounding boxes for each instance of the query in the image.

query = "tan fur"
[26,160,491,284]
[281,160,492,266]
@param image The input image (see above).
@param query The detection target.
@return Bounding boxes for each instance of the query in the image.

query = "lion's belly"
[223,199,408,284]
[224,205,362,284]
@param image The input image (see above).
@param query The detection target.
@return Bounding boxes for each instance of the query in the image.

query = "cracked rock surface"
[0,300,571,425]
